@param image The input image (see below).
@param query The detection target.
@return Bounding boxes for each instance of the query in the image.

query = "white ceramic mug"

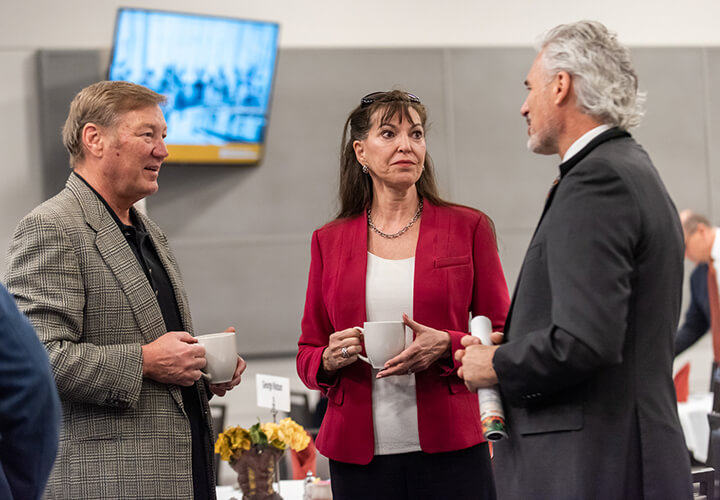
[355,321,407,369]
[196,331,237,383]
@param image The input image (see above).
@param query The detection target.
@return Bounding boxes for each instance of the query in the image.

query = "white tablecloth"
[678,392,713,463]
[216,480,305,500]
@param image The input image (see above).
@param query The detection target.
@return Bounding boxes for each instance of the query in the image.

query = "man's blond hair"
[62,81,165,168]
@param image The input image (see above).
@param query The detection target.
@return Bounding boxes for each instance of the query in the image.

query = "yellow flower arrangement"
[215,417,311,463]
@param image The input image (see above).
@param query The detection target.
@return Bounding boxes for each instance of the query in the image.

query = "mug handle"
[357,354,371,365]
[353,326,371,365]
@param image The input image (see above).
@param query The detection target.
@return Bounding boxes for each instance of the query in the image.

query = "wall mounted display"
[109,8,280,164]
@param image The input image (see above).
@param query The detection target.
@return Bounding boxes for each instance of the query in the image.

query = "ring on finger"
[341,346,350,359]
[407,368,413,375]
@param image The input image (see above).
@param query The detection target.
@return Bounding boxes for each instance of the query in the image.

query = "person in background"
[5,81,246,500]
[297,90,510,500]
[0,282,60,500]
[456,20,693,499]
[675,210,718,357]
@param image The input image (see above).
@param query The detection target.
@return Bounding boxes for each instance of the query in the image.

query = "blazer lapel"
[68,176,184,408]
[338,214,369,328]
[505,127,632,335]
[413,202,438,327]
[536,128,631,233]
[96,242,166,343]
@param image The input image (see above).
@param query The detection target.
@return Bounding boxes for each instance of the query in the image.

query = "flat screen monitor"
[108,8,280,164]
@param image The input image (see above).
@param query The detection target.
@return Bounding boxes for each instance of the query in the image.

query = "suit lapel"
[538,128,631,230]
[504,128,631,335]
[69,176,167,343]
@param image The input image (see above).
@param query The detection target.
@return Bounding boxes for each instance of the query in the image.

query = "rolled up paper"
[470,315,508,441]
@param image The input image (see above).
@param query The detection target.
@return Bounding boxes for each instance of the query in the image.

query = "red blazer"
[297,202,510,464]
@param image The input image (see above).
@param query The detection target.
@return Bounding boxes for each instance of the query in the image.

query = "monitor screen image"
[108,8,280,164]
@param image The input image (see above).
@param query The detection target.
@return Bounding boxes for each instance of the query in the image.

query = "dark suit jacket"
[297,202,510,464]
[675,263,710,354]
[0,283,59,500]
[492,129,693,499]
[5,174,215,499]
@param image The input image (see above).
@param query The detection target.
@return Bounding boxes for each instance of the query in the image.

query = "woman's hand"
[321,327,364,373]
[376,314,450,378]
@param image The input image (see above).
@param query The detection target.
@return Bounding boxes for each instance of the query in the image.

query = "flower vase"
[231,446,284,500]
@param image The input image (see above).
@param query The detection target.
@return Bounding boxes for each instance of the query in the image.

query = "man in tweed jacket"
[5,81,246,499]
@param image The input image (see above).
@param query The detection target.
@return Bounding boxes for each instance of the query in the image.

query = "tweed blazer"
[5,174,215,500]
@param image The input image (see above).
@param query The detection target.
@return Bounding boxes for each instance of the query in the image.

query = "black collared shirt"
[73,172,211,500]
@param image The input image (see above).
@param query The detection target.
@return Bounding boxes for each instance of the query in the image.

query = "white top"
[366,252,421,455]
[562,124,611,163]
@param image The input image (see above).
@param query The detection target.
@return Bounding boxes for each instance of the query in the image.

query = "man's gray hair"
[538,20,645,130]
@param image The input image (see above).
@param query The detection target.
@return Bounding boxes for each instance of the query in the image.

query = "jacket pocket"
[68,403,120,441]
[434,255,471,268]
[515,401,583,435]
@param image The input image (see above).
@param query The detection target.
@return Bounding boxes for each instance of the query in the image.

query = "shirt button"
[149,268,153,274]
[155,290,159,296]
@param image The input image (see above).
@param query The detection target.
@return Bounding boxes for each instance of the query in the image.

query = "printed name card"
[255,374,291,412]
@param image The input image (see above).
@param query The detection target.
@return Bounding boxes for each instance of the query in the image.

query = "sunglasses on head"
[360,91,421,108]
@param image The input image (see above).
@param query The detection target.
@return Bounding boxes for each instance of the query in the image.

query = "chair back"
[290,391,314,428]
[692,466,715,499]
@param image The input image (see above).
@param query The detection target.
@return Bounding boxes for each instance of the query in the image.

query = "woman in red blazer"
[297,91,509,499]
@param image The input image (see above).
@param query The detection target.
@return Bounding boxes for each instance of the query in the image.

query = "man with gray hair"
[5,80,246,499]
[456,21,692,498]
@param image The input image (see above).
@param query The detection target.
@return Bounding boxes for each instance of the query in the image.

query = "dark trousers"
[329,443,496,500]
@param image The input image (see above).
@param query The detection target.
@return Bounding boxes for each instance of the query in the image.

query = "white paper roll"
[470,315,508,441]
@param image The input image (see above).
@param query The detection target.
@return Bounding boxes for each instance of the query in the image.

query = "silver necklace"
[367,198,424,239]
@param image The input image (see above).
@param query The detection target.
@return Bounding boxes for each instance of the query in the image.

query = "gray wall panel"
[632,48,710,215]
[705,48,720,221]
[0,51,44,274]
[35,49,109,199]
[172,237,311,356]
[447,48,558,232]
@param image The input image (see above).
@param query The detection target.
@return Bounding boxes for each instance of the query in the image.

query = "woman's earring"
[362,164,369,174]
